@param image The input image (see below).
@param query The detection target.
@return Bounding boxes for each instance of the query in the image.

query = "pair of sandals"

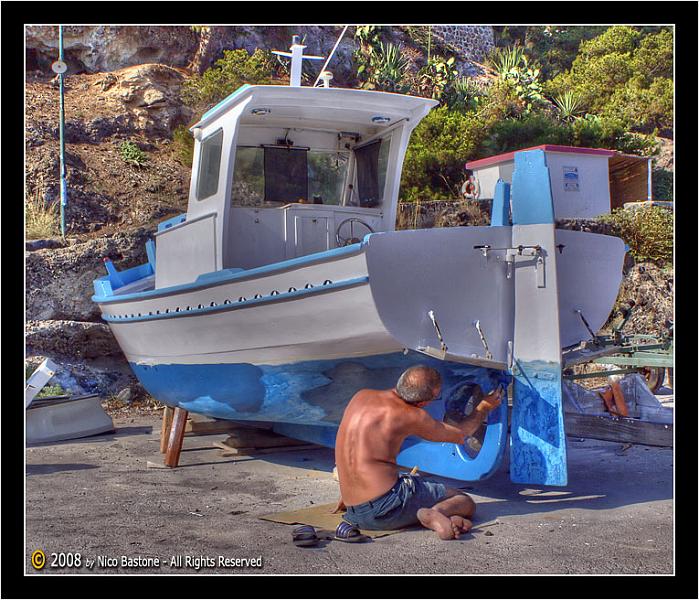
[292,522,370,547]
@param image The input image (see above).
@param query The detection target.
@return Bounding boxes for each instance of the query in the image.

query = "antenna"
[272,35,324,87]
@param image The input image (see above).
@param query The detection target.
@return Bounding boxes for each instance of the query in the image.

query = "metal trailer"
[562,301,674,393]
[559,302,673,448]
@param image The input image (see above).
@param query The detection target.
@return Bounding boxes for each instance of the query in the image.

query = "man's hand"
[476,386,504,415]
[331,497,346,514]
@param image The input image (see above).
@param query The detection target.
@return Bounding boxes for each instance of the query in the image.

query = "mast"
[272,35,323,87]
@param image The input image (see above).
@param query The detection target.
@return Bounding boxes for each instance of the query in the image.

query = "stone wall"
[396,200,491,229]
[431,26,495,64]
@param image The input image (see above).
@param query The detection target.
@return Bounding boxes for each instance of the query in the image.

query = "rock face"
[100,64,193,136]
[26,320,123,359]
[187,25,360,83]
[26,26,198,73]
[26,25,497,85]
[26,228,151,322]
[25,228,155,398]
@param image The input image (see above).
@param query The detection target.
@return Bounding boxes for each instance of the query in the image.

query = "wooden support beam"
[506,405,673,447]
[564,413,673,447]
[164,407,189,468]
[184,415,252,436]
[212,440,319,457]
[160,406,174,454]
[220,429,309,450]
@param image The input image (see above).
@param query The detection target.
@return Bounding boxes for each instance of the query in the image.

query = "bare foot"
[449,516,473,538]
[417,508,455,540]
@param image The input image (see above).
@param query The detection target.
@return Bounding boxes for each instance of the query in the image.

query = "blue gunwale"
[93,239,368,305]
[102,276,369,324]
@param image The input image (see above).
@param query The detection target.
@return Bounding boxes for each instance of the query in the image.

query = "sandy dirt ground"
[25,401,673,576]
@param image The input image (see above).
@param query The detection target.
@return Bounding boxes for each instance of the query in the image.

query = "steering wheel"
[335,218,374,247]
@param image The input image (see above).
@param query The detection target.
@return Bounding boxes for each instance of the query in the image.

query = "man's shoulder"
[349,389,406,418]
[351,388,393,402]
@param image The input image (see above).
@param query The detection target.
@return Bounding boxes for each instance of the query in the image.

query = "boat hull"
[131,349,511,481]
[93,226,625,481]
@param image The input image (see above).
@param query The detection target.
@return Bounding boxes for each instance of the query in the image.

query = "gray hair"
[395,365,442,404]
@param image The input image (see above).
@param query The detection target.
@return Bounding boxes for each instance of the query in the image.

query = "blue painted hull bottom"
[131,351,512,481]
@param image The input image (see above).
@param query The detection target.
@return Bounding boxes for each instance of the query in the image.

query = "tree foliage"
[521,26,609,79]
[181,48,274,111]
[401,108,486,202]
[545,27,673,135]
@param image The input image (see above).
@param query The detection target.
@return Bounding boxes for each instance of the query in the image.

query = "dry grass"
[26,195,60,239]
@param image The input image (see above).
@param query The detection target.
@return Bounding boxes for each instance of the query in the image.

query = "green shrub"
[25,363,67,398]
[597,206,673,262]
[479,111,657,158]
[401,107,485,201]
[552,90,584,122]
[475,79,528,123]
[487,46,545,113]
[601,76,673,136]
[119,141,148,167]
[181,48,274,110]
[570,114,658,155]
[172,125,194,166]
[414,55,458,101]
[443,77,487,112]
[652,168,673,201]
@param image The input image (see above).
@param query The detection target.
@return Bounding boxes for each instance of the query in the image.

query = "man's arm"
[409,387,504,444]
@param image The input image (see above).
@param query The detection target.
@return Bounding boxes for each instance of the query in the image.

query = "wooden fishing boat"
[93,38,626,484]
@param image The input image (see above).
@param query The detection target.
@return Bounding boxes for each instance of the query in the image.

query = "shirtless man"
[334,365,503,540]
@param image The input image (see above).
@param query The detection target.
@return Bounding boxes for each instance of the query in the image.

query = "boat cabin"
[153,84,437,288]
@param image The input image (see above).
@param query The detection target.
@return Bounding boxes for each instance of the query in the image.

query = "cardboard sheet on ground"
[259,502,408,538]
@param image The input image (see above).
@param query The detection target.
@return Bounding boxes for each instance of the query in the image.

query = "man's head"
[395,365,442,406]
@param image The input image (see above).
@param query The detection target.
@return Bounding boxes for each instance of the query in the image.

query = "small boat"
[93,37,626,485]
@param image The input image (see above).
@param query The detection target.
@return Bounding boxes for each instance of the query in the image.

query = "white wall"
[546,153,611,219]
[473,152,611,219]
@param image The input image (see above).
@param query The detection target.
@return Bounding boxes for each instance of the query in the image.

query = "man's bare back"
[335,382,502,506]
[335,389,417,506]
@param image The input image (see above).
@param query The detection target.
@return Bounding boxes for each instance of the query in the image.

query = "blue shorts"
[343,474,448,531]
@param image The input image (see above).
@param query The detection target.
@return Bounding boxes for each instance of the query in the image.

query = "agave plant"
[363,42,411,93]
[444,76,486,111]
[553,91,584,122]
[488,46,527,77]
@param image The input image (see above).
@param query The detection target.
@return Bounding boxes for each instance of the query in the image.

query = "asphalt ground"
[25,398,674,576]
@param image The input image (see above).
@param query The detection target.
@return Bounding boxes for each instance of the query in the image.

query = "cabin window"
[354,137,391,208]
[231,147,264,206]
[196,128,224,201]
[231,145,349,207]
[308,150,349,206]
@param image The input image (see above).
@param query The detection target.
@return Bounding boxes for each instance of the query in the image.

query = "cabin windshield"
[232,146,350,207]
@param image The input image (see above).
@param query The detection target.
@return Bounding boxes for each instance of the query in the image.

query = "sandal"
[334,521,370,543]
[292,524,319,547]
